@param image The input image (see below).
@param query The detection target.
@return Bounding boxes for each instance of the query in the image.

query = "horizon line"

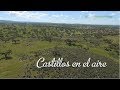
[0,19,119,26]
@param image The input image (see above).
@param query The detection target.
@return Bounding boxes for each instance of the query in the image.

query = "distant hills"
[0,20,20,23]
[0,20,119,27]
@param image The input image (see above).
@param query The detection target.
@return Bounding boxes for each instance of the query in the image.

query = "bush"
[65,39,76,46]
[0,50,12,60]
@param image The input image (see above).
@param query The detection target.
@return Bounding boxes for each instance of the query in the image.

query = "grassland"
[0,22,119,78]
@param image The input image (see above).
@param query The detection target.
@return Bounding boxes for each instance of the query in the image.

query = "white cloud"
[51,14,69,18]
[7,11,48,20]
[51,15,60,17]
[81,11,89,13]
[87,13,95,18]
[119,18,120,21]
[79,15,82,18]
[110,13,116,16]
[71,18,75,20]
[0,16,3,19]
[86,13,113,19]
[115,11,120,13]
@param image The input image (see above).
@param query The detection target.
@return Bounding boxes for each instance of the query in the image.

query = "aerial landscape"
[0,11,119,79]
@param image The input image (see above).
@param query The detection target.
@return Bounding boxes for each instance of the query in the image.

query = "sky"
[0,11,119,25]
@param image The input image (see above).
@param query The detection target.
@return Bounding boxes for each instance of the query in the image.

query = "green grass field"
[0,23,119,78]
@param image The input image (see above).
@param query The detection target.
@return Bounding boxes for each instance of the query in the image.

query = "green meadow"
[0,22,119,78]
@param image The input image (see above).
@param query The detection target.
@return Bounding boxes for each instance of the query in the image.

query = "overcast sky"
[0,11,119,25]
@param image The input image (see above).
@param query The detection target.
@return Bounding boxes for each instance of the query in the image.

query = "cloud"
[51,15,60,17]
[85,13,114,19]
[87,13,95,18]
[119,18,120,20]
[51,14,69,18]
[7,11,48,19]
[8,11,27,16]
[110,13,116,16]
[71,18,75,20]
[0,16,3,19]
[95,16,113,18]
[79,15,82,18]
[115,11,120,13]
[81,11,89,13]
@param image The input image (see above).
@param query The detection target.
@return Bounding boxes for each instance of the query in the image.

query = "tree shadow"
[0,56,12,60]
